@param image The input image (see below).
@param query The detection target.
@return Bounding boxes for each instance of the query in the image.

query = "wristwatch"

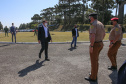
[111,42,115,44]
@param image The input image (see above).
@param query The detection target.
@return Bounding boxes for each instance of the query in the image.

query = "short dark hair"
[42,21,45,23]
[12,23,14,25]
[43,20,47,23]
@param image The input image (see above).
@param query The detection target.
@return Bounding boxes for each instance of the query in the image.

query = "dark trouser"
[12,33,16,43]
[34,32,37,36]
[71,36,77,47]
[108,41,121,67]
[39,41,49,59]
[5,32,8,37]
[117,60,126,84]
[90,42,103,80]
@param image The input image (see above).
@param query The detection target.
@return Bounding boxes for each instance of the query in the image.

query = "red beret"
[111,17,119,21]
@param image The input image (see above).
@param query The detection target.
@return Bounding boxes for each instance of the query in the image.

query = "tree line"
[0,0,126,31]
[30,0,126,31]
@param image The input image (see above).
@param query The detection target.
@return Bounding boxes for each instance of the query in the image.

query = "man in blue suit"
[10,23,16,43]
[38,20,52,61]
[118,60,126,84]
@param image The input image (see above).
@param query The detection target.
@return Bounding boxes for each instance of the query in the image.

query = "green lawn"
[0,32,126,42]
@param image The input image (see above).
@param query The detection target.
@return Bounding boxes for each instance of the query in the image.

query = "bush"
[78,24,90,31]
[107,27,111,32]
[104,25,112,32]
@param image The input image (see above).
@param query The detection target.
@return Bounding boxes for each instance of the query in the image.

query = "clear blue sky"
[0,0,59,28]
[0,0,126,28]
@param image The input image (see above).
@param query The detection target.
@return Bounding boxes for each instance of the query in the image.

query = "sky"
[0,0,126,28]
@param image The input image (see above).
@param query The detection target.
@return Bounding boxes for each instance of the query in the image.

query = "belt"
[117,40,121,42]
[95,41,102,43]
[110,40,121,43]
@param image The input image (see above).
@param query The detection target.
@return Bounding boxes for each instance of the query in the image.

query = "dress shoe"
[74,46,76,49]
[71,44,72,48]
[85,77,97,82]
[39,53,41,58]
[45,58,50,61]
[108,66,117,70]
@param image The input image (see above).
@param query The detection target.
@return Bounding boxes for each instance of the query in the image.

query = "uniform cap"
[89,13,97,16]
[111,17,119,21]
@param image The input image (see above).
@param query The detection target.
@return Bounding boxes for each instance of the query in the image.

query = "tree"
[124,14,126,24]
[31,14,41,23]
[82,0,89,24]
[26,23,30,29]
[90,0,116,25]
[118,0,126,24]
[40,7,55,25]
[29,22,38,29]
[19,23,26,29]
[0,22,3,30]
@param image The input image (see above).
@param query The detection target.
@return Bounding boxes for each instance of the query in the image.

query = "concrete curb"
[0,40,109,44]
[0,38,125,44]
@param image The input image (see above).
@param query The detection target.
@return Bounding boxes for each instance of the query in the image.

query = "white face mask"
[45,23,48,27]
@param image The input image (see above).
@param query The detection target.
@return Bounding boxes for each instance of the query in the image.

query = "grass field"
[0,32,126,42]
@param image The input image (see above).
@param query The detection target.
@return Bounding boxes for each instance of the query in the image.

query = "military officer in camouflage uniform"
[85,13,105,82]
[108,17,123,70]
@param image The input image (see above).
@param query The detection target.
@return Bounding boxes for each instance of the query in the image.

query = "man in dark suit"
[10,23,16,43]
[38,20,52,61]
[118,60,126,84]
[71,25,79,48]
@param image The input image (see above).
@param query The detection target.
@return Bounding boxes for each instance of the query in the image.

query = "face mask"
[45,23,48,27]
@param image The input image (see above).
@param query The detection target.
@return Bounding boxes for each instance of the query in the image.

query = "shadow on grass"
[109,70,118,84]
[18,59,45,77]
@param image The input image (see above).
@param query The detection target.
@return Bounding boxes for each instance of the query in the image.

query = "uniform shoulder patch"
[115,28,119,31]
[90,25,94,29]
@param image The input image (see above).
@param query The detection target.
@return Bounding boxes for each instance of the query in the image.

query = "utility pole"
[118,0,126,24]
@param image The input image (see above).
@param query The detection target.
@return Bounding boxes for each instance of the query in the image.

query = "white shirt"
[75,28,77,37]
[43,25,48,38]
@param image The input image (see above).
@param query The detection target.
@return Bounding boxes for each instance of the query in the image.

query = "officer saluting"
[85,13,105,82]
[107,17,123,70]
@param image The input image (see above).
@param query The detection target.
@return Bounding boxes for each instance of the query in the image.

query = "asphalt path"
[0,40,126,84]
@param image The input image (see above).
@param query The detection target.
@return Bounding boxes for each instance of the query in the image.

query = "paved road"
[0,40,126,84]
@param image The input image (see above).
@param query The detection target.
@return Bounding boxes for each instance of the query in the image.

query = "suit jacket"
[72,28,79,37]
[38,25,52,42]
[118,60,126,84]
[10,26,16,34]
